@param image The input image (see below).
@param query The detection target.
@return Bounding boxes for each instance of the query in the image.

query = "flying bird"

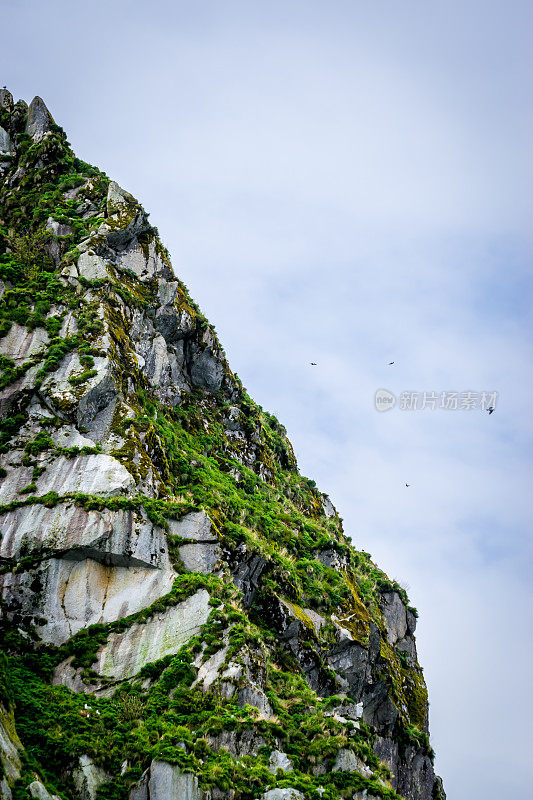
[310,362,317,366]
[487,407,494,414]
[388,361,394,365]
[405,483,410,487]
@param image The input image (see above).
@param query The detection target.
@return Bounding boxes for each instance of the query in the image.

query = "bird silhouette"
[310,362,317,366]
[405,483,410,487]
[487,407,494,414]
[388,361,394,365]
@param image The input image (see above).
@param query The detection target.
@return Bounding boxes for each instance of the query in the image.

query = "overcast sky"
[2,1,532,797]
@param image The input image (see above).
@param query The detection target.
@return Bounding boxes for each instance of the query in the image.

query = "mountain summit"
[0,91,445,800]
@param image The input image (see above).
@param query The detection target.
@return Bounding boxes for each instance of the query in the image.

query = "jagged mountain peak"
[0,91,445,800]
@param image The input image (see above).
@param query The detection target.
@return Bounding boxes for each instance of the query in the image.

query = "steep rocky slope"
[0,90,445,800]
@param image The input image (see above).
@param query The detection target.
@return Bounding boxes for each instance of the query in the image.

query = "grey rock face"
[169,511,216,541]
[0,452,134,505]
[100,183,152,250]
[157,279,179,307]
[0,500,177,645]
[114,237,156,273]
[172,511,221,574]
[129,761,208,800]
[25,96,54,141]
[179,541,220,574]
[0,363,41,417]
[28,781,61,800]
[317,547,348,570]
[188,343,224,392]
[53,588,210,688]
[76,370,118,442]
[0,703,22,785]
[87,588,211,680]
[325,701,363,722]
[135,329,188,406]
[0,503,170,567]
[321,495,336,518]
[154,306,195,342]
[236,680,272,718]
[0,780,12,800]
[406,607,418,635]
[262,790,304,800]
[214,646,274,719]
[0,127,13,157]
[72,755,109,800]
[333,748,373,776]
[2,552,176,646]
[380,592,408,645]
[374,736,399,788]
[194,643,230,690]
[352,794,380,800]
[0,323,49,364]
[268,749,293,773]
[46,218,73,264]
[76,251,110,281]
[222,406,242,431]
[207,727,266,758]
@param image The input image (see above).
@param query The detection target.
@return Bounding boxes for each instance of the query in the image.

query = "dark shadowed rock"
[0,89,13,112]
[229,544,268,606]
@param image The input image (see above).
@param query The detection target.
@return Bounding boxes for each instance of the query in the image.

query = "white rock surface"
[58,310,78,338]
[93,589,211,680]
[268,749,293,773]
[51,427,96,449]
[262,790,304,800]
[303,607,326,635]
[115,239,167,281]
[77,252,110,281]
[28,781,61,800]
[168,512,221,574]
[178,542,220,574]
[169,511,217,541]
[332,748,373,776]
[0,504,169,566]
[0,323,49,365]
[194,643,229,690]
[3,553,176,646]
[0,453,134,505]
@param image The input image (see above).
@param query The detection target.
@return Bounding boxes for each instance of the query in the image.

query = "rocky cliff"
[0,90,445,800]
